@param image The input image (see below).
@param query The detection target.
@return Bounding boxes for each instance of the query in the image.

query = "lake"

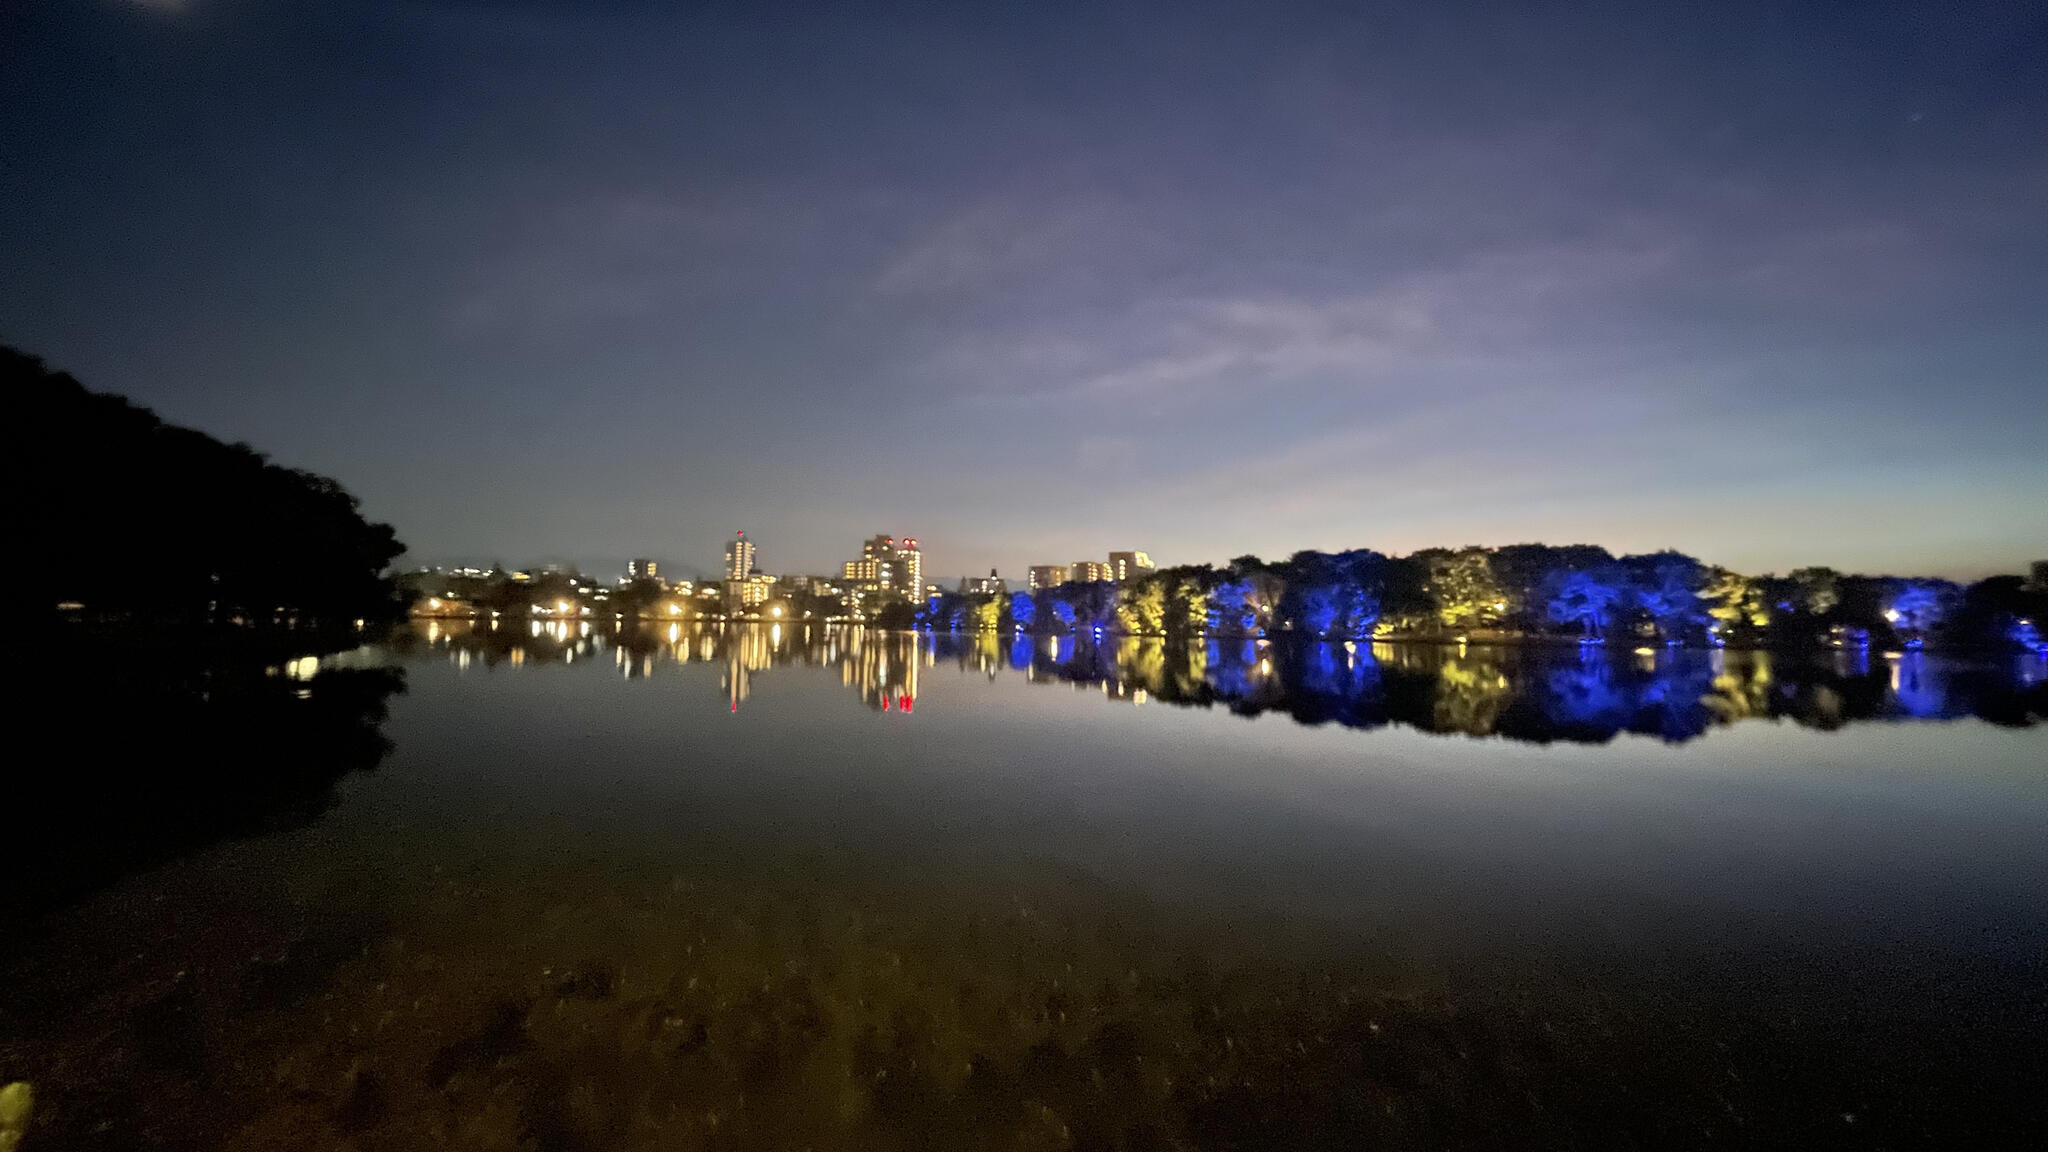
[4,621,2045,1150]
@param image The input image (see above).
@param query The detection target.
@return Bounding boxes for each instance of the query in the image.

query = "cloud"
[920,228,1680,406]
[872,186,1169,297]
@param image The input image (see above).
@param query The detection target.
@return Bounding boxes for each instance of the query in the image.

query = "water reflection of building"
[832,626,920,711]
[721,622,779,711]
[397,622,2045,740]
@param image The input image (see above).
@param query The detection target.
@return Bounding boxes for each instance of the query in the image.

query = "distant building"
[627,558,661,582]
[901,537,923,596]
[960,569,1005,596]
[775,573,835,598]
[724,531,755,582]
[739,572,774,609]
[1027,564,1070,591]
[1070,560,1112,583]
[2031,560,2048,594]
[844,534,922,601]
[1107,550,1154,582]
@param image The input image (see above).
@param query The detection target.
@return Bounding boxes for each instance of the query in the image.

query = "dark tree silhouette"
[10,345,404,631]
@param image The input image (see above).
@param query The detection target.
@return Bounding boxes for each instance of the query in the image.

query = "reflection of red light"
[730,700,737,712]
[881,695,891,711]
[900,694,913,713]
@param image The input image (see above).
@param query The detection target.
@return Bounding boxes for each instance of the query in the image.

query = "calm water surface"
[5,622,2045,1150]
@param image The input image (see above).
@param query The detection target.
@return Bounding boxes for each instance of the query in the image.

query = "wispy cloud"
[916,228,1680,406]
[873,193,1158,295]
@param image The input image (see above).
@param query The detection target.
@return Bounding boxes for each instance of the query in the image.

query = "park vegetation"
[922,547,2047,653]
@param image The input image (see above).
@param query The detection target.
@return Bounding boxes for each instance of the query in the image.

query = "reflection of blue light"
[1545,664,1629,728]
[2008,618,2043,653]
[1891,656,1945,718]
[1203,638,1259,697]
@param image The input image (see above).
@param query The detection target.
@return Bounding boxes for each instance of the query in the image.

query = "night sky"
[6,1,2044,581]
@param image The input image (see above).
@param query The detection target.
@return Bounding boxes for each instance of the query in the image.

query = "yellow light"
[556,600,570,614]
[771,605,783,617]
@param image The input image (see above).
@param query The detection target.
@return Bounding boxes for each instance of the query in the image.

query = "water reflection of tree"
[14,637,404,919]
[400,622,2045,743]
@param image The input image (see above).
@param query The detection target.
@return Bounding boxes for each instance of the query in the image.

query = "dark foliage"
[10,345,404,631]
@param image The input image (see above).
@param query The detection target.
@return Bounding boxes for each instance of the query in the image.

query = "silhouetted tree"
[12,345,403,632]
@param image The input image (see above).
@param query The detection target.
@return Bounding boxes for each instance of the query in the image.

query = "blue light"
[1548,570,1623,638]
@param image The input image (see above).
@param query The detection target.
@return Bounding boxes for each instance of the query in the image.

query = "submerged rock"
[0,1082,30,1152]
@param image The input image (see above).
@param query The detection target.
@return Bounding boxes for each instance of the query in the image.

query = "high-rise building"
[1071,560,1112,583]
[844,534,922,601]
[1027,565,1070,591]
[901,537,922,596]
[724,531,755,582]
[1107,551,1154,582]
[627,558,661,582]
[2030,560,2048,594]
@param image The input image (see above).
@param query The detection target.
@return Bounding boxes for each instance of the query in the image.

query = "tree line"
[12,345,405,632]
[921,546,2047,652]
